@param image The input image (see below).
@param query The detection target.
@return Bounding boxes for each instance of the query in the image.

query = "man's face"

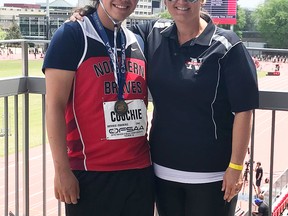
[101,0,138,22]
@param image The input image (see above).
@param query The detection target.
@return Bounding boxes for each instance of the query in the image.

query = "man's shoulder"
[258,203,269,211]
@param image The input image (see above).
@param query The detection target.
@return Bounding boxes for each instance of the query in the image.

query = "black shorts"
[65,166,155,216]
[256,179,261,187]
[155,177,237,216]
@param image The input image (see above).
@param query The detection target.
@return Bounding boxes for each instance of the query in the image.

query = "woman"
[72,0,259,215]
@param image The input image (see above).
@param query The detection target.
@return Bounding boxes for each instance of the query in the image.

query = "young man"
[42,0,154,215]
[255,162,263,195]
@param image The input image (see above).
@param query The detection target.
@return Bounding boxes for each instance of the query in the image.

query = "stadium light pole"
[44,0,50,52]
[46,0,50,40]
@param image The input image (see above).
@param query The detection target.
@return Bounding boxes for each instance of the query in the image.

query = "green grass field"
[257,70,267,78]
[0,59,45,77]
[0,59,265,156]
[0,59,45,156]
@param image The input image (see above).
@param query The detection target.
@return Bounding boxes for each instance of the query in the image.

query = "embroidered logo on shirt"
[185,58,203,72]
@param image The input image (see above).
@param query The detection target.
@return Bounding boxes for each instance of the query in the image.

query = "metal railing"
[0,39,288,216]
[247,93,288,216]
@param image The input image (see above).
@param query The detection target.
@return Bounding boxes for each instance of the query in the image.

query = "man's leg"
[66,167,154,216]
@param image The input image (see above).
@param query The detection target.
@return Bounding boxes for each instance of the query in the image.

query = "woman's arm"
[222,110,253,202]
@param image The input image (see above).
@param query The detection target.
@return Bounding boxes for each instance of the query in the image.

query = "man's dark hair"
[74,0,98,16]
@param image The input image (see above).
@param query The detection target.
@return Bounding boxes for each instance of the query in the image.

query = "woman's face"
[164,0,203,23]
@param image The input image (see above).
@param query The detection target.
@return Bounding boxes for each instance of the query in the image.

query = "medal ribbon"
[92,12,126,101]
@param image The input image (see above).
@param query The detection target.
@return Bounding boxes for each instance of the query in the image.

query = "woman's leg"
[155,178,237,216]
[184,181,237,216]
[155,177,185,216]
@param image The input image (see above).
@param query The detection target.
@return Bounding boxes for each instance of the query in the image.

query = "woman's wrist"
[229,162,243,171]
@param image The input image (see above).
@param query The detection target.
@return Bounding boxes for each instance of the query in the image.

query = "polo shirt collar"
[161,14,216,46]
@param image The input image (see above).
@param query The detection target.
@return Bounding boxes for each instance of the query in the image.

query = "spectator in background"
[252,195,269,216]
[255,162,263,195]
[253,56,260,69]
[282,203,288,216]
[34,48,37,59]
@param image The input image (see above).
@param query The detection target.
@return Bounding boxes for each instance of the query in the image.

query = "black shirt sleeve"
[222,42,259,112]
[42,21,85,73]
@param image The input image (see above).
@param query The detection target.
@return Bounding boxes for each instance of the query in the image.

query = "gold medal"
[114,100,128,116]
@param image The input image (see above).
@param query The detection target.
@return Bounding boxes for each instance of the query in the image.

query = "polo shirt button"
[174,53,178,56]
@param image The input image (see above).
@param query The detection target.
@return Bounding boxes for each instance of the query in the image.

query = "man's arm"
[45,68,79,204]
[258,168,263,180]
[222,110,253,202]
[257,205,265,216]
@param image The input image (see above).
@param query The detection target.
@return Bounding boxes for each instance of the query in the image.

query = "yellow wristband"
[229,162,243,171]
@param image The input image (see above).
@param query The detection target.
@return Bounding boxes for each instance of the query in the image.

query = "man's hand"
[54,169,80,204]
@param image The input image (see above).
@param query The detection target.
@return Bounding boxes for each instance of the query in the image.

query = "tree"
[158,10,172,19]
[253,0,288,48]
[218,5,246,38]
[0,28,6,40]
[243,9,256,31]
[5,21,22,40]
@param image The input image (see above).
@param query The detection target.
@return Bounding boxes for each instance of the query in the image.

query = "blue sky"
[1,0,265,9]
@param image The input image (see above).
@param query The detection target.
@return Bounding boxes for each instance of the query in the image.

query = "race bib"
[103,99,147,140]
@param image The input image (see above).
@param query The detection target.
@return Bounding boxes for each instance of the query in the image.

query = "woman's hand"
[68,11,84,22]
[222,168,243,202]
[66,6,96,22]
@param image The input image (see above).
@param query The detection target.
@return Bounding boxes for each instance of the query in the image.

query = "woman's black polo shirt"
[131,15,259,175]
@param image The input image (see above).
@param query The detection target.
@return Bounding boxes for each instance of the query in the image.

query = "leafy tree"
[243,9,256,31]
[158,10,172,19]
[218,5,246,38]
[0,28,6,40]
[5,21,22,40]
[253,0,288,48]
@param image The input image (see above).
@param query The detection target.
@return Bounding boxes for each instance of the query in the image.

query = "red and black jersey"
[43,14,151,171]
